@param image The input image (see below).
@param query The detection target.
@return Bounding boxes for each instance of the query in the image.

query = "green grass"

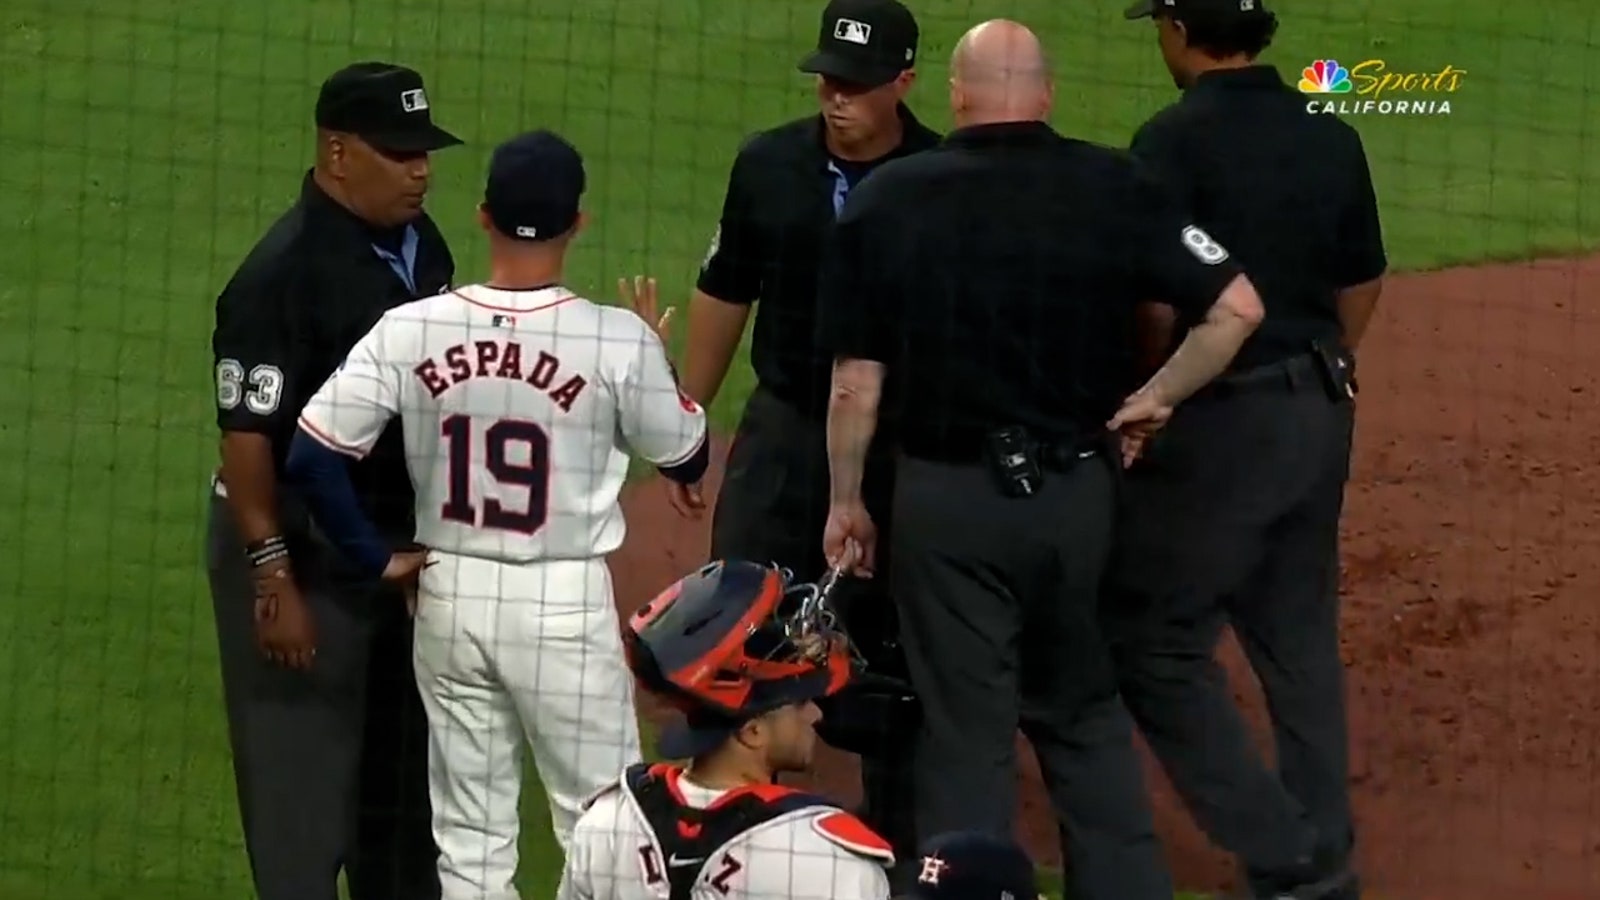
[0,0,1590,897]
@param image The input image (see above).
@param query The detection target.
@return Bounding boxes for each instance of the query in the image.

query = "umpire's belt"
[1198,351,1326,400]
[900,428,1104,469]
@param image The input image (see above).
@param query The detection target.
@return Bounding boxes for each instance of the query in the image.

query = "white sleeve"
[615,320,707,467]
[296,316,403,459]
[554,824,594,900]
[827,853,892,900]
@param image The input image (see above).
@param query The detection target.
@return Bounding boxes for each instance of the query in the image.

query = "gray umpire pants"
[1102,353,1358,898]
[891,451,1174,900]
[205,490,439,900]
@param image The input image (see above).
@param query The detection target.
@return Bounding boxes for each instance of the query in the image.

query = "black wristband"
[245,535,289,569]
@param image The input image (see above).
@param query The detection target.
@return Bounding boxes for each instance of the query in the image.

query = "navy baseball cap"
[907,831,1039,900]
[482,130,586,242]
[798,0,919,88]
[1124,0,1271,21]
[315,62,462,154]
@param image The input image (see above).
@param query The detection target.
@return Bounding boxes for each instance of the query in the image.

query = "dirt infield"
[605,254,1600,899]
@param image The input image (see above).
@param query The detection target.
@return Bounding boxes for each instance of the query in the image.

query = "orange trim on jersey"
[297,416,367,459]
[657,764,804,811]
[707,780,802,809]
[451,287,576,315]
[813,811,895,862]
[652,763,691,807]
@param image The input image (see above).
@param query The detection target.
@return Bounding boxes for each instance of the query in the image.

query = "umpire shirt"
[698,104,939,417]
[816,120,1244,460]
[1129,65,1387,371]
[212,171,453,543]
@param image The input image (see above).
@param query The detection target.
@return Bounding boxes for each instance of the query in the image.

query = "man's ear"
[733,716,765,751]
[323,132,348,178]
[895,68,916,98]
[476,203,494,234]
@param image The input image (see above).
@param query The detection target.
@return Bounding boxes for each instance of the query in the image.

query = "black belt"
[899,428,1105,469]
[1199,351,1327,400]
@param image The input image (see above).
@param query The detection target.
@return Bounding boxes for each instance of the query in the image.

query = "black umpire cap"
[482,129,586,242]
[315,61,463,154]
[798,0,919,88]
[907,831,1039,900]
[1124,0,1272,21]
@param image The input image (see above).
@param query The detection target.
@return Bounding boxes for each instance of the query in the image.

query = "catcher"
[555,558,894,900]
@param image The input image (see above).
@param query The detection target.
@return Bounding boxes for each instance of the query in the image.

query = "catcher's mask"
[625,559,858,758]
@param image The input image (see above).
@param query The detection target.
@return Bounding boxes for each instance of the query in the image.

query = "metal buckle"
[780,564,865,667]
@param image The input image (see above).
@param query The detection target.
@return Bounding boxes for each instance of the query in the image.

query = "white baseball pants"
[412,553,642,900]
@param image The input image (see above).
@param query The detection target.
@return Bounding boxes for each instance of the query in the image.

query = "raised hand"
[618,276,673,342]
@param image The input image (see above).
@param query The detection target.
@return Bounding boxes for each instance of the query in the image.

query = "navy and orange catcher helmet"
[625,560,858,756]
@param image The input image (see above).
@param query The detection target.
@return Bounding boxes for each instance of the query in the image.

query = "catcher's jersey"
[296,284,706,564]
[556,763,892,900]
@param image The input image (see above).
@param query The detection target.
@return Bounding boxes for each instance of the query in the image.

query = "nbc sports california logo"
[1299,58,1465,115]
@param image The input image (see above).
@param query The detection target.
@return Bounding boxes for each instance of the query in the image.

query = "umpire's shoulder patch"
[811,810,895,865]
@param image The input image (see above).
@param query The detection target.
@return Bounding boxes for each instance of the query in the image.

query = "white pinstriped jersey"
[556,766,892,900]
[296,284,706,564]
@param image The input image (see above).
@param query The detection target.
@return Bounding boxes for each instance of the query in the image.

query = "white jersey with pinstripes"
[557,767,893,900]
[296,283,706,565]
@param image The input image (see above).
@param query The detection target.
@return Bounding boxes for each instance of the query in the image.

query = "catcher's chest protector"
[623,762,831,900]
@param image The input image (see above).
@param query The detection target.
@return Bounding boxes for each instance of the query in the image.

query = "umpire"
[1104,1,1388,898]
[205,61,461,900]
[677,0,937,882]
[816,19,1265,900]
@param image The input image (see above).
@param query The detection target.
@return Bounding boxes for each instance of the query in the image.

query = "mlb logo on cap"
[834,17,872,45]
[400,87,428,112]
[799,0,919,88]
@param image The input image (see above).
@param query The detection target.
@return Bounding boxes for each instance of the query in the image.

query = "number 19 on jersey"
[438,414,551,535]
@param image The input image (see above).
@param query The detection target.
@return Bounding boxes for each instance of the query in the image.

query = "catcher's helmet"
[625,559,855,758]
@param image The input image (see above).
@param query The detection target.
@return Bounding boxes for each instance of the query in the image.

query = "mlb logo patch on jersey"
[492,314,516,328]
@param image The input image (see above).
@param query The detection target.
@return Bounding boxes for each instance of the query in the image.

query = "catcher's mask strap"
[778,565,863,668]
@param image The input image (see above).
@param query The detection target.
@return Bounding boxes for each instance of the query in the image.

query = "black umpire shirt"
[1130,65,1387,371]
[212,171,454,542]
[697,104,940,418]
[816,120,1244,461]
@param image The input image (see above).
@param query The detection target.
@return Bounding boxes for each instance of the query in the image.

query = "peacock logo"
[1299,59,1352,93]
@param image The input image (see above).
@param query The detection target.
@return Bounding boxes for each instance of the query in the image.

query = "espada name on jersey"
[413,340,588,412]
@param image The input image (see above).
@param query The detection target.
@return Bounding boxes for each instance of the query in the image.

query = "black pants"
[205,493,439,900]
[1102,360,1358,897]
[892,452,1174,900]
[709,386,916,878]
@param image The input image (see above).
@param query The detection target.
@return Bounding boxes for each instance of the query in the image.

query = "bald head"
[949,20,1052,125]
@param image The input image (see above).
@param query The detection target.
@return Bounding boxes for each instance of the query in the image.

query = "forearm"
[681,289,751,406]
[826,371,881,505]
[283,429,390,577]
[1335,278,1383,352]
[218,432,285,546]
[1139,276,1263,406]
